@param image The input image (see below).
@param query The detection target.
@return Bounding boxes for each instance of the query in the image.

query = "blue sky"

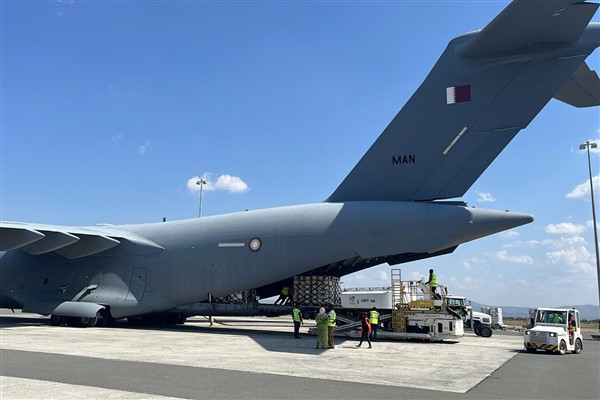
[1,0,599,308]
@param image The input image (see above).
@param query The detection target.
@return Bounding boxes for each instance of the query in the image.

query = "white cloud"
[56,0,74,17]
[476,192,496,202]
[138,140,150,155]
[462,256,485,271]
[545,222,585,235]
[409,270,426,281]
[543,235,594,274]
[494,250,534,265]
[187,174,249,194]
[566,173,600,199]
[377,270,388,282]
[111,134,123,143]
[447,275,484,291]
[500,230,520,238]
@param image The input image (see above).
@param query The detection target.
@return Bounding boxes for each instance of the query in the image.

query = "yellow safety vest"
[430,273,437,287]
[370,310,380,324]
[281,287,290,296]
[328,310,336,327]
[292,308,301,322]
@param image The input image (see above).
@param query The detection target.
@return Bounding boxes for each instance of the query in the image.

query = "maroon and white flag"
[446,85,471,104]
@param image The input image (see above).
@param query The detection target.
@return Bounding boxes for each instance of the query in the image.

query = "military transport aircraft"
[1,0,599,327]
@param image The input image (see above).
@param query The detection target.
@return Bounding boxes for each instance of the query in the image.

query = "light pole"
[579,141,599,321]
[196,179,207,217]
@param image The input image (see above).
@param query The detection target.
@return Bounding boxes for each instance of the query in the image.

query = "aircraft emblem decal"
[249,237,262,252]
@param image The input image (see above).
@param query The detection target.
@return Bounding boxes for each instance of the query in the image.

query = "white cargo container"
[340,288,393,309]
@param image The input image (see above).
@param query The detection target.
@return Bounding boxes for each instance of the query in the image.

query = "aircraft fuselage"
[0,201,532,318]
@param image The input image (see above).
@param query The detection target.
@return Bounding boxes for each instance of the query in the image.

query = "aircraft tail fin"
[326,1,599,203]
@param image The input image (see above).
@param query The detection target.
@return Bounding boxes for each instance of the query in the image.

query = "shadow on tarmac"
[0,313,469,355]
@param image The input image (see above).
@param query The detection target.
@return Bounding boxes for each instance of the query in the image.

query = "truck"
[524,308,583,355]
[445,295,494,337]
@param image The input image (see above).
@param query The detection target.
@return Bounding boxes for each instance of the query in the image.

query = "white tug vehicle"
[524,308,583,355]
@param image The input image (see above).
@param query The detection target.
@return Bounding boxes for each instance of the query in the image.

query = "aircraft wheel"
[50,314,63,326]
[79,316,98,328]
[96,308,115,327]
[558,340,567,355]
[574,338,582,354]
[479,325,493,338]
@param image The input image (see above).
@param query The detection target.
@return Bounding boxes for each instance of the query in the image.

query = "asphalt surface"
[1,311,599,400]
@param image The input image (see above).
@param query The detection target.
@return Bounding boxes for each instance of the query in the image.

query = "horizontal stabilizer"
[554,62,600,107]
[462,0,599,57]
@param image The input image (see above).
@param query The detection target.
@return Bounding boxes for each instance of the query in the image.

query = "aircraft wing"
[462,0,599,57]
[0,221,164,259]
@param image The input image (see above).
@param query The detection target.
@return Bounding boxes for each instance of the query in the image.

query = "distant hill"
[471,302,600,321]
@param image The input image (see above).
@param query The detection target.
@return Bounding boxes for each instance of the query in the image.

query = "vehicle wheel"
[574,338,582,354]
[479,325,493,338]
[526,347,537,353]
[473,324,482,336]
[558,340,567,355]
[79,316,98,328]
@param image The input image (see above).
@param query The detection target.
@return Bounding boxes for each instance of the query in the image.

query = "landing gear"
[127,312,188,326]
[79,316,98,327]
[49,308,109,328]
[50,314,64,326]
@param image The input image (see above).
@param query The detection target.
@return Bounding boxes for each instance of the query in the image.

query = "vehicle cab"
[445,295,493,337]
[524,308,583,355]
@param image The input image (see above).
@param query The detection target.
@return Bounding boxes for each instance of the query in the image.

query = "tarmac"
[1,310,598,400]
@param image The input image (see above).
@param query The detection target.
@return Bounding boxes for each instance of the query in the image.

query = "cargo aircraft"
[1,0,599,326]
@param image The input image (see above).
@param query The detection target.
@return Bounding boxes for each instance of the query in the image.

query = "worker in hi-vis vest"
[425,269,438,298]
[327,306,336,349]
[274,286,290,305]
[292,303,303,339]
[369,307,380,341]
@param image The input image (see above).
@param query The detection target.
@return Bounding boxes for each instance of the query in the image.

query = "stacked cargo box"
[481,306,503,325]
[293,275,341,306]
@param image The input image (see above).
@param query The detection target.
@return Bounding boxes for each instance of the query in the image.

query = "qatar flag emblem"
[446,85,471,104]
